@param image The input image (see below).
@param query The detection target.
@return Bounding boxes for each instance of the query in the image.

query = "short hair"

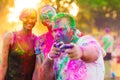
[40,5,57,13]
[40,5,56,19]
[53,13,76,29]
[19,8,37,21]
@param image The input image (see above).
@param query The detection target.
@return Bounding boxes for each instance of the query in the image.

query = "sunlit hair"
[40,5,56,13]
[40,5,57,20]
[19,8,37,21]
[53,13,76,29]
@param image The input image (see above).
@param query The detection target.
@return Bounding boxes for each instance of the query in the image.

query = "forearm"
[0,65,7,80]
[0,32,12,80]
[39,57,55,80]
[0,53,8,80]
[0,56,8,80]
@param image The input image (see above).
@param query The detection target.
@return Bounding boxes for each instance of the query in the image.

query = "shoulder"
[3,32,13,41]
[79,35,97,42]
[32,34,39,42]
[39,32,48,37]
[32,34,38,40]
[32,34,37,38]
[38,33,48,41]
[77,35,100,46]
[3,32,14,46]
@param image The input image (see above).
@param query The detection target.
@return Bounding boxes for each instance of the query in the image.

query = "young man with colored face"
[39,13,105,80]
[0,8,37,80]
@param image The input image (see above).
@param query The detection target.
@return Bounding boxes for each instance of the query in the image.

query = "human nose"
[55,31,62,39]
[56,30,61,35]
[28,19,36,23]
[45,15,49,19]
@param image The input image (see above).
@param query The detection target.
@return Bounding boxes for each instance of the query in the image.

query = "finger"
[67,53,74,58]
[65,48,74,53]
[67,51,79,58]
[69,56,80,60]
[51,50,59,54]
[55,52,61,56]
[53,41,64,48]
[51,46,61,52]
[49,51,61,58]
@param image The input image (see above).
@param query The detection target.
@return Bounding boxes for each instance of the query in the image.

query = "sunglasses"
[41,11,55,20]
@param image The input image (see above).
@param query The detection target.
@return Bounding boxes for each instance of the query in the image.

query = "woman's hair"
[19,8,37,21]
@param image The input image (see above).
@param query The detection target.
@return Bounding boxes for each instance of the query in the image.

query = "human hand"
[48,42,63,60]
[64,43,82,60]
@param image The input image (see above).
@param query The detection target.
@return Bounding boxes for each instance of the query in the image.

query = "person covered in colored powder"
[39,13,105,80]
[102,27,114,60]
[0,8,37,80]
[32,5,57,80]
[37,5,57,57]
[101,27,114,78]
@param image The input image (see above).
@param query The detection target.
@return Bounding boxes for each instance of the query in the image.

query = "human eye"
[41,14,46,20]
[48,11,54,19]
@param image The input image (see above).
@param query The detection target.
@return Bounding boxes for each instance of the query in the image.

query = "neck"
[48,28,52,32]
[20,28,32,36]
[47,24,53,32]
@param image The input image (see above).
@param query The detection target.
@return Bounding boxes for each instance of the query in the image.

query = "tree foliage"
[75,0,120,32]
[77,0,119,9]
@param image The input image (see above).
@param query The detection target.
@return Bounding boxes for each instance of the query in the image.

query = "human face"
[52,17,74,43]
[21,9,37,30]
[40,6,56,29]
[41,10,55,21]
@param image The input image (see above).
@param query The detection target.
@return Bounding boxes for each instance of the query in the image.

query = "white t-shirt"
[77,35,105,80]
[54,35,105,80]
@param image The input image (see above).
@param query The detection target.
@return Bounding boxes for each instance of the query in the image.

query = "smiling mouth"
[27,24,32,26]
[25,24,34,28]
[27,23,34,26]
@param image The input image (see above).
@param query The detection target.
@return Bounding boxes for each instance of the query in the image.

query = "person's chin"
[43,20,51,24]
[26,26,34,30]
[43,22,50,26]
